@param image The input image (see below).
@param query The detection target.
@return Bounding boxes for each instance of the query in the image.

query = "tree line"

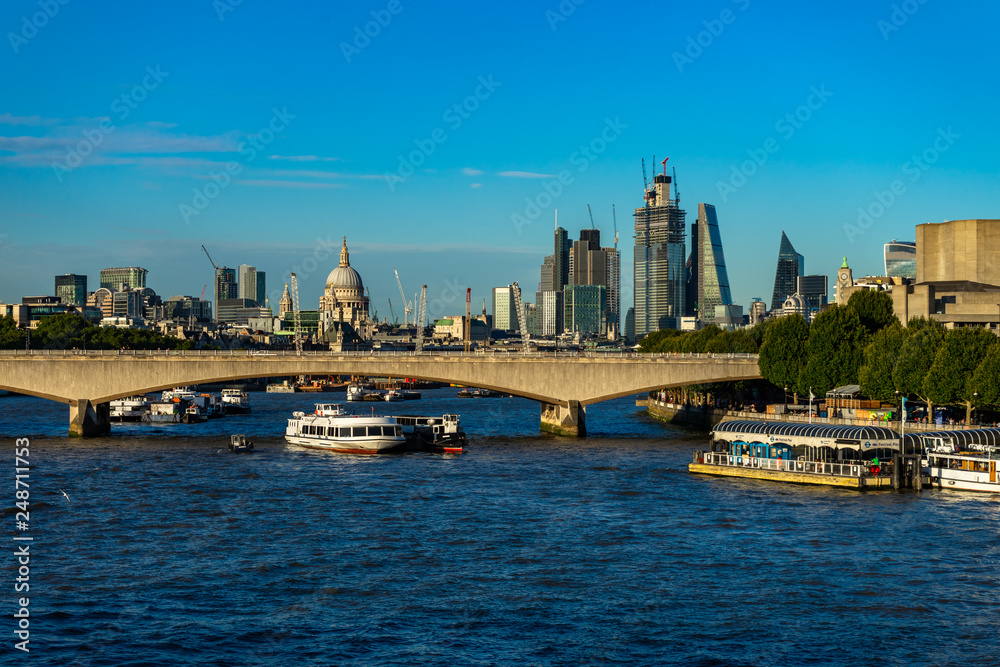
[641,289,1000,422]
[0,314,193,350]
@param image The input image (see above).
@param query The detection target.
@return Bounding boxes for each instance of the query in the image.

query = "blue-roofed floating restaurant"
[689,420,922,489]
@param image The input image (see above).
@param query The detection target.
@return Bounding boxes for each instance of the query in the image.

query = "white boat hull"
[285,434,403,453]
[926,468,1000,493]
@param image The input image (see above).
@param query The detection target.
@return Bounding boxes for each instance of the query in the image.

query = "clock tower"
[836,257,853,306]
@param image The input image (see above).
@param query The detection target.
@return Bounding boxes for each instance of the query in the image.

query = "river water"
[2,389,998,666]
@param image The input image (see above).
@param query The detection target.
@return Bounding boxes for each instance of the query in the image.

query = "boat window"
[353,427,366,437]
[394,426,402,436]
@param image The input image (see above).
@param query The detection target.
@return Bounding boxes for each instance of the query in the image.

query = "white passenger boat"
[384,389,404,402]
[919,432,1000,493]
[221,388,252,414]
[162,387,198,402]
[110,395,151,422]
[285,403,405,453]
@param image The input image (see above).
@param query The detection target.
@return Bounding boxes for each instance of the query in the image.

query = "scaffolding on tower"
[511,281,529,354]
[414,285,427,351]
[289,272,303,356]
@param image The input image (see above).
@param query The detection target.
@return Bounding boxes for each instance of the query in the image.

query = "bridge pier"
[540,400,586,437]
[69,399,110,438]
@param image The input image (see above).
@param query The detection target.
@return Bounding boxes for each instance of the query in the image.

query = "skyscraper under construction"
[633,164,686,336]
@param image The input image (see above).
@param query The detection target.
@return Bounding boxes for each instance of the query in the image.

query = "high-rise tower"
[633,163,686,336]
[692,203,732,325]
[770,231,804,311]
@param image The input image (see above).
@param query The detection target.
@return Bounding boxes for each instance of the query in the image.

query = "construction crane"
[612,204,618,249]
[387,299,397,325]
[414,285,427,351]
[464,287,471,353]
[587,204,596,230]
[201,245,220,324]
[511,281,529,354]
[200,284,206,301]
[393,268,413,328]
[289,272,303,356]
[672,166,679,205]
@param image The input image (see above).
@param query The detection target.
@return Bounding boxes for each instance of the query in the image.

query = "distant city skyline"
[2,1,998,322]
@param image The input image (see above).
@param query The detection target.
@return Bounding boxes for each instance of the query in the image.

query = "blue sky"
[2,0,998,325]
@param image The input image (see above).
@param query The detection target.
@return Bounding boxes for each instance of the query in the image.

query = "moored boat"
[917,430,1000,493]
[393,414,466,453]
[285,403,405,453]
[110,395,151,422]
[221,388,252,414]
[144,401,184,423]
[384,389,404,402]
[346,384,372,402]
[229,434,254,453]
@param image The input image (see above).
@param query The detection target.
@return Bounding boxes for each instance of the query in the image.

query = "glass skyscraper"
[238,264,266,306]
[634,172,686,336]
[770,232,804,311]
[692,203,732,325]
[54,274,87,306]
[99,267,147,291]
[884,240,916,280]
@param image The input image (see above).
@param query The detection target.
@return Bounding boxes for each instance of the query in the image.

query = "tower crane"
[464,287,471,353]
[587,204,596,230]
[387,299,397,325]
[201,245,220,324]
[393,268,413,328]
[414,285,427,351]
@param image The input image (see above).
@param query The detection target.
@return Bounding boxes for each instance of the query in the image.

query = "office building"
[491,285,519,332]
[238,264,266,306]
[99,267,147,291]
[770,232,804,311]
[570,229,607,288]
[564,284,606,335]
[749,298,766,326]
[796,275,828,313]
[605,247,620,334]
[634,169,686,336]
[214,267,238,321]
[164,295,213,322]
[624,307,635,344]
[535,290,564,337]
[884,240,916,280]
[540,226,571,295]
[690,203,733,325]
[54,274,87,307]
[715,304,743,331]
[111,290,144,318]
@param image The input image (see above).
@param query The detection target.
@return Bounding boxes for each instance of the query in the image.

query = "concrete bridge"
[0,350,761,437]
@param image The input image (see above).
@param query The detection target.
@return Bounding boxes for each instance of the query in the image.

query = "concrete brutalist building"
[892,219,1000,330]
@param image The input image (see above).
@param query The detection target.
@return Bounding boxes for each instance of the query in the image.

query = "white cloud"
[498,170,556,178]
[267,155,342,162]
[461,167,484,176]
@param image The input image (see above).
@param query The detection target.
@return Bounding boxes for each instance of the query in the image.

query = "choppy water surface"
[2,389,998,666]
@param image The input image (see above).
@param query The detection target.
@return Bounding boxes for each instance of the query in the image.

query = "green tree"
[924,327,999,423]
[970,345,1000,415]
[33,313,91,349]
[798,305,867,395]
[858,321,908,401]
[758,314,810,394]
[847,289,896,337]
[0,315,26,349]
[893,324,944,419]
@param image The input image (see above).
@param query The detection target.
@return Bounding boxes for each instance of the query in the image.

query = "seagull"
[59,489,70,502]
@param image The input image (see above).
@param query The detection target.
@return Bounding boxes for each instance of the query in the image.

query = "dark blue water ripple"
[1,389,998,666]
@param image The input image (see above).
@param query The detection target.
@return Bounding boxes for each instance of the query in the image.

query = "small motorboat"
[229,434,254,453]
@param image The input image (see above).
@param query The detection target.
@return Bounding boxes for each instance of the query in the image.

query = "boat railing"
[696,451,890,478]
